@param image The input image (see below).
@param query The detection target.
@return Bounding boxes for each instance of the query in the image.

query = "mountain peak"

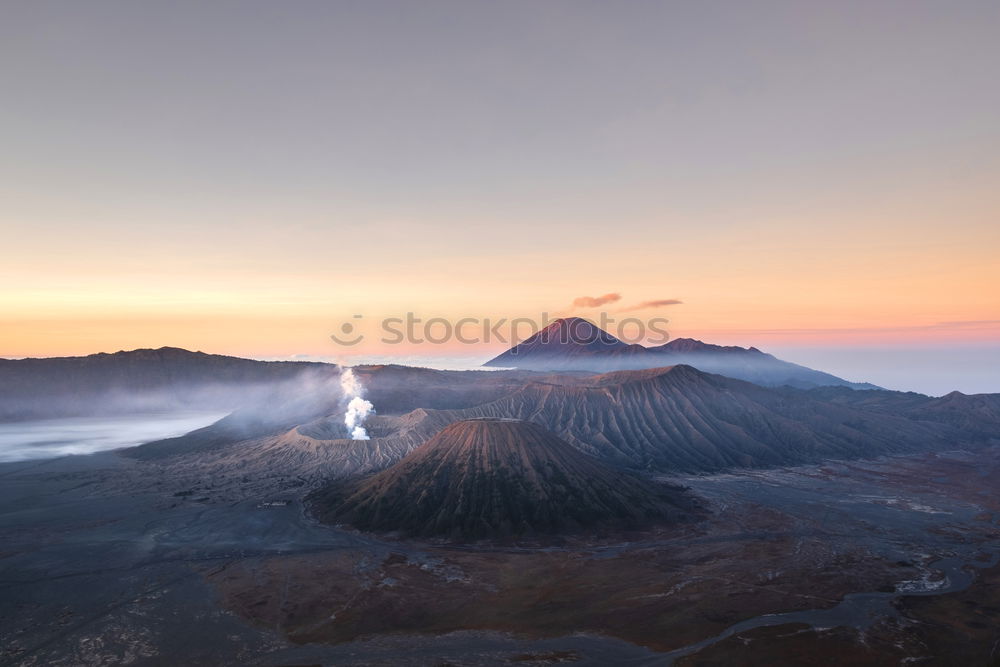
[537,317,626,345]
[543,316,591,328]
[484,318,636,370]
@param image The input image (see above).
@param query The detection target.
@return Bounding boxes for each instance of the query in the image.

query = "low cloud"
[572,293,621,309]
[620,299,683,312]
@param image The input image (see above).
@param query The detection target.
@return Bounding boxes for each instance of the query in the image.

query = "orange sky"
[2,2,999,361]
[3,203,998,359]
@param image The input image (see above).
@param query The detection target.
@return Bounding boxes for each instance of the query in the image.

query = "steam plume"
[340,368,374,440]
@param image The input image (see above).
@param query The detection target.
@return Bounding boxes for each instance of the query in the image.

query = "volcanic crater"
[309,418,698,540]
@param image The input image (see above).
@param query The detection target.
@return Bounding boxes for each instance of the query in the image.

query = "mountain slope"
[794,385,1000,440]
[413,366,955,473]
[122,364,995,486]
[484,318,875,389]
[310,418,697,539]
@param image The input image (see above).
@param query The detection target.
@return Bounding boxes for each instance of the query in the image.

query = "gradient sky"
[2,1,998,393]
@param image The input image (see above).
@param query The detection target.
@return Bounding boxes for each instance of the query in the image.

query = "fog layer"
[0,412,227,462]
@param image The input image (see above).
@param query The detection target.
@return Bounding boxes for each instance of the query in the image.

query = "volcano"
[485,318,876,389]
[309,418,696,540]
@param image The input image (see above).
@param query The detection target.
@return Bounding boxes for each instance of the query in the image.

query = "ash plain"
[2,442,999,666]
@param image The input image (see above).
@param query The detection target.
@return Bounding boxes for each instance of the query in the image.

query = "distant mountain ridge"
[790,385,1000,440]
[484,317,877,389]
[0,347,333,421]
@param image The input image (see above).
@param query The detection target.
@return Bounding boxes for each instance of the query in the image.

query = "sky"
[1,1,998,394]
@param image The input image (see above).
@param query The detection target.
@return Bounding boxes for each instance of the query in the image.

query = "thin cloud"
[693,320,1000,336]
[620,299,683,312]
[571,293,621,309]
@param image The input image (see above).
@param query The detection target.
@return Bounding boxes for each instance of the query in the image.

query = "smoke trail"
[340,368,374,440]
